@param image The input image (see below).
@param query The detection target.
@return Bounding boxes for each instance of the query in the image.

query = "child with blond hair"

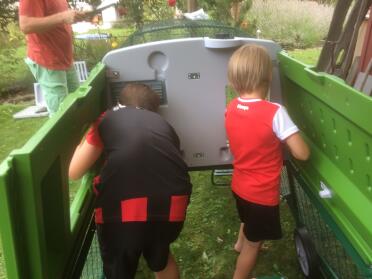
[225,44,310,278]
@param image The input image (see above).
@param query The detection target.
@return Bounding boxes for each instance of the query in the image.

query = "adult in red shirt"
[225,44,310,279]
[19,0,86,115]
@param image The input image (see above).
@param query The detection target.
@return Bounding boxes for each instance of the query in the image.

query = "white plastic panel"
[103,37,282,169]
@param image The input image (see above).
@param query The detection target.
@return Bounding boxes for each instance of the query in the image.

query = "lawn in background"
[288,47,321,65]
[0,104,47,161]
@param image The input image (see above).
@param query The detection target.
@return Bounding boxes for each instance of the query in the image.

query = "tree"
[70,0,102,8]
[120,0,145,28]
[119,0,178,28]
[198,0,252,27]
[144,0,175,21]
[0,0,18,31]
[187,0,198,12]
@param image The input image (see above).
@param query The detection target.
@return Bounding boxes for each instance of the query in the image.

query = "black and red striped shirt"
[87,106,192,223]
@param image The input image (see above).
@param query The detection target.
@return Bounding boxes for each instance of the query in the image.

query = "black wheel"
[294,227,321,279]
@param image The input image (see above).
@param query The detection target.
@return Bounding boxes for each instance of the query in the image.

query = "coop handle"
[304,67,326,85]
[319,181,333,199]
[204,38,244,49]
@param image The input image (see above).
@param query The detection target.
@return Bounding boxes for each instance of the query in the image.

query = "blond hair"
[227,44,272,96]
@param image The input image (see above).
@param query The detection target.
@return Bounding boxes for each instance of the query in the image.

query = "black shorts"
[234,193,282,242]
[97,222,183,279]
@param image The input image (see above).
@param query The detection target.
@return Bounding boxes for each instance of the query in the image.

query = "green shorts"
[25,58,80,116]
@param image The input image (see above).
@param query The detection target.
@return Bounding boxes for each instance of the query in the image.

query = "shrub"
[246,0,334,49]
[4,22,25,48]
[199,0,253,28]
[73,28,133,70]
[74,39,112,70]
[0,22,31,91]
[143,0,174,21]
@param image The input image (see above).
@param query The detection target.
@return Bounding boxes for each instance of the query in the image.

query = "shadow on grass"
[135,171,303,279]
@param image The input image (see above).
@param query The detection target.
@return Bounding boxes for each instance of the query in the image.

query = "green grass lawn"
[0,48,321,279]
[288,47,321,65]
[0,104,47,160]
[132,172,302,279]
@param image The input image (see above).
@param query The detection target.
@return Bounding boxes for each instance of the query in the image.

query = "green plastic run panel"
[0,158,22,279]
[0,63,106,279]
[278,51,372,265]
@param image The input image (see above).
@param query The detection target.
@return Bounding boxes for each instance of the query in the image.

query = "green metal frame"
[0,63,106,279]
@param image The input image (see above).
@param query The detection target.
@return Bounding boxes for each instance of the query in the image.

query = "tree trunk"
[316,0,353,71]
[187,0,197,12]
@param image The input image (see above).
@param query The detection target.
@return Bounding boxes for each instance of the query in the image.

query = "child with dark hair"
[225,45,310,279]
[116,83,160,112]
[69,83,192,279]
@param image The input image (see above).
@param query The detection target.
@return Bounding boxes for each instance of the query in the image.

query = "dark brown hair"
[119,83,160,112]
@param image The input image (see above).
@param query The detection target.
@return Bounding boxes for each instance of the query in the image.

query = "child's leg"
[234,223,244,252]
[233,235,262,279]
[145,222,183,279]
[97,223,142,279]
[155,253,180,279]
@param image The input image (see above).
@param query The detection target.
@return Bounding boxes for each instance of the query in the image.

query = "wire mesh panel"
[291,175,366,279]
[280,165,291,197]
[122,19,251,47]
[80,233,103,279]
[0,241,7,279]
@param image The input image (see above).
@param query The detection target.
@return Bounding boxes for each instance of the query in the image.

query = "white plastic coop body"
[102,37,282,169]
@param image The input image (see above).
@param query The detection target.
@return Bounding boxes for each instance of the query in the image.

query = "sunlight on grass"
[288,47,321,66]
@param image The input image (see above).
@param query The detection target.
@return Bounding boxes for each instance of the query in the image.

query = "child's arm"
[285,132,310,161]
[69,139,102,180]
[69,116,104,180]
[272,105,310,161]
